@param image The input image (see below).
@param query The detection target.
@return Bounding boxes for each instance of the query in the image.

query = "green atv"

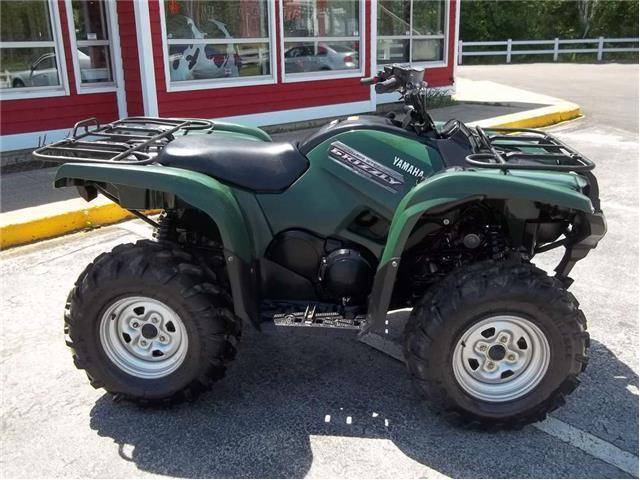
[36,65,606,428]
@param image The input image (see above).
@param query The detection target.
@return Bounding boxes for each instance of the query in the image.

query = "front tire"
[403,260,589,429]
[65,240,241,404]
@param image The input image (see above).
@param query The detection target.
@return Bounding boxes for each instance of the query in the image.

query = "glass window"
[377,0,446,66]
[163,0,272,84]
[282,0,362,76]
[70,1,114,86]
[0,1,62,91]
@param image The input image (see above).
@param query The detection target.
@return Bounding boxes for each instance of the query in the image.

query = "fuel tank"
[255,115,444,256]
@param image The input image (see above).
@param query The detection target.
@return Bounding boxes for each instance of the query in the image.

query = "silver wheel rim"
[452,315,550,402]
[99,296,188,379]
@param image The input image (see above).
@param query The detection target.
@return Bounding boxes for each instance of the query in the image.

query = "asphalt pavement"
[458,63,639,132]
[1,64,638,478]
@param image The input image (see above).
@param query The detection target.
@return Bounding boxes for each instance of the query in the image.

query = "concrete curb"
[0,102,582,250]
[0,197,157,250]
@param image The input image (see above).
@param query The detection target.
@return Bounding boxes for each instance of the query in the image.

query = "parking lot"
[1,64,638,478]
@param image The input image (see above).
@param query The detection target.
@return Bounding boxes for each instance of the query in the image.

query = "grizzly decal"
[329,141,404,193]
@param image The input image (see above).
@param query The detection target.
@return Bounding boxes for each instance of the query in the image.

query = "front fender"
[55,162,259,326]
[364,169,596,334]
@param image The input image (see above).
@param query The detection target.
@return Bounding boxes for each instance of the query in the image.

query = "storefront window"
[282,0,362,77]
[163,0,272,84]
[69,0,114,86]
[377,0,446,65]
[0,0,62,91]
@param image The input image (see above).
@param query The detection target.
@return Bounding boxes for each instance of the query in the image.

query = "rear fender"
[55,162,259,326]
[206,120,272,142]
[364,169,600,334]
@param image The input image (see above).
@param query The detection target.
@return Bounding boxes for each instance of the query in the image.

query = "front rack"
[33,116,214,165]
[466,126,595,173]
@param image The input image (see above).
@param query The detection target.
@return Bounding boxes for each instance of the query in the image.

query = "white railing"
[457,37,639,64]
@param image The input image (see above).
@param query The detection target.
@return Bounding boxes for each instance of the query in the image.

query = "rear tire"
[65,240,241,404]
[403,260,589,429]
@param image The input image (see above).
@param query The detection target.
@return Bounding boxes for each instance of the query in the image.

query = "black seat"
[157,136,309,193]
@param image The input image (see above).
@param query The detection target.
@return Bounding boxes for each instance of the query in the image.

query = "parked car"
[284,43,358,73]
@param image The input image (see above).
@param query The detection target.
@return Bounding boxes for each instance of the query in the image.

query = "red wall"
[425,0,457,88]
[117,0,144,117]
[0,0,119,136]
[150,0,456,119]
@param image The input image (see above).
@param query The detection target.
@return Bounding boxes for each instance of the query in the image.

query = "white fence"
[458,37,639,64]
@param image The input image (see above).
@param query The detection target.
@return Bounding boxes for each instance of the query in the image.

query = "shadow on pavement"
[89,326,637,479]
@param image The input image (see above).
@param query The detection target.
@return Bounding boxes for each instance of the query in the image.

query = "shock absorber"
[154,210,177,243]
[487,225,506,259]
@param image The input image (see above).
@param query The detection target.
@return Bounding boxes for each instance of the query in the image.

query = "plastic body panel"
[55,163,255,261]
[256,126,444,258]
[379,169,593,266]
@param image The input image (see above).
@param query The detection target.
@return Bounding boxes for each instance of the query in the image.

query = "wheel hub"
[141,323,158,339]
[99,296,188,379]
[488,344,506,361]
[452,315,550,402]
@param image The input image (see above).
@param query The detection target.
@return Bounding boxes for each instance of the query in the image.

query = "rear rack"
[466,126,595,173]
[33,116,214,165]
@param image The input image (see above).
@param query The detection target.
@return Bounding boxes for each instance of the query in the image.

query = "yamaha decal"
[328,141,405,193]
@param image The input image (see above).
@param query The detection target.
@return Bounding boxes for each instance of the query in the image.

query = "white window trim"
[376,0,449,69]
[280,0,366,83]
[158,0,278,92]
[64,0,118,94]
[0,0,70,101]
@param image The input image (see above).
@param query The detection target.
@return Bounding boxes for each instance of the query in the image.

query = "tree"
[460,0,639,41]
[577,0,600,38]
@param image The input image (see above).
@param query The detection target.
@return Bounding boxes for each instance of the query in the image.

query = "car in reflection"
[10,53,59,88]
[10,51,109,88]
[284,44,358,73]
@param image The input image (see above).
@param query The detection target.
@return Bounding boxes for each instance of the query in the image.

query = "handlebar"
[359,65,437,134]
[374,77,398,94]
[359,76,399,93]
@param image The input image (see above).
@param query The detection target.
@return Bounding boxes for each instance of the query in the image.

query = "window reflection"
[0,1,61,90]
[164,0,271,83]
[282,0,361,75]
[377,0,446,65]
[71,0,114,85]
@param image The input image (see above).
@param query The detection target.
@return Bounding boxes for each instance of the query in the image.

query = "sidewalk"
[0,78,581,248]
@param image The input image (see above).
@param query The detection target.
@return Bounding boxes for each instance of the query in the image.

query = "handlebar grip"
[360,77,376,85]
[375,77,398,93]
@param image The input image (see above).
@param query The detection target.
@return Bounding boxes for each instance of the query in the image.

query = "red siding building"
[0,0,459,152]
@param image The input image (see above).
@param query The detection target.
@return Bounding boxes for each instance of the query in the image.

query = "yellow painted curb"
[0,202,140,250]
[0,102,583,250]
[472,102,583,129]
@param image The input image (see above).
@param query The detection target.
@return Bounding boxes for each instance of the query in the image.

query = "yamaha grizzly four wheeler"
[36,65,606,428]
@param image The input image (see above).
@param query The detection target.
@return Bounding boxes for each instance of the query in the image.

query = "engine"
[318,249,375,300]
[263,230,375,304]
